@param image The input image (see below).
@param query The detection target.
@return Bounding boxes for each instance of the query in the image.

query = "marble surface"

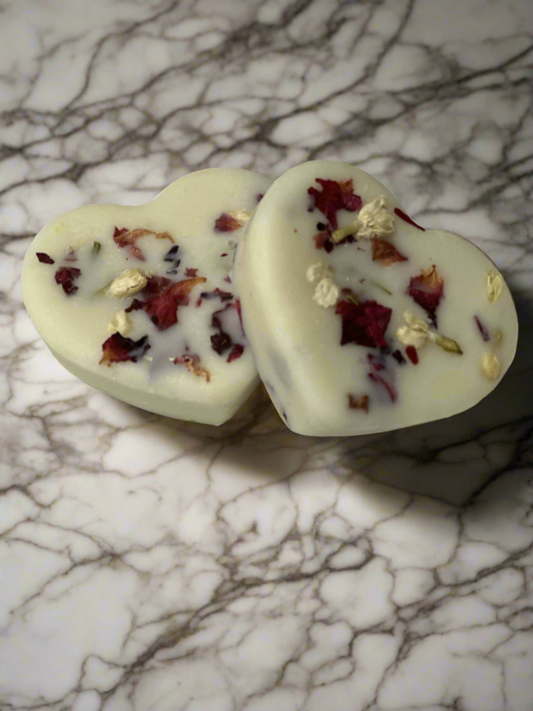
[1,0,533,709]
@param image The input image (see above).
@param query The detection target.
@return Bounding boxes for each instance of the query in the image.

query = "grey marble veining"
[1,0,533,709]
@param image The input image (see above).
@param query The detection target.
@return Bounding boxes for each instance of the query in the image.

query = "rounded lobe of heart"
[233,160,519,436]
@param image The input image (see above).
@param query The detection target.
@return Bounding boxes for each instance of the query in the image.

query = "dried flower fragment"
[474,315,490,342]
[408,265,444,327]
[106,269,147,297]
[228,209,251,223]
[214,213,243,232]
[371,238,408,265]
[348,394,370,412]
[308,178,362,230]
[92,241,101,255]
[405,345,419,364]
[107,310,133,336]
[336,299,392,348]
[486,270,503,304]
[146,277,207,331]
[397,312,463,354]
[55,266,81,295]
[227,344,245,362]
[37,252,55,264]
[306,261,339,308]
[99,333,150,366]
[174,354,211,382]
[394,208,425,231]
[332,196,395,242]
[113,226,174,261]
[481,352,501,380]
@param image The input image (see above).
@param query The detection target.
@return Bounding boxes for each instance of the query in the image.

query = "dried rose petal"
[257,193,264,203]
[143,275,172,299]
[211,330,232,355]
[99,333,150,366]
[113,226,174,261]
[36,252,55,264]
[214,213,242,232]
[368,372,397,402]
[371,238,408,265]
[145,277,206,331]
[174,353,211,382]
[125,298,144,313]
[227,344,244,362]
[54,266,81,295]
[394,208,426,231]
[200,288,233,302]
[392,350,406,365]
[405,345,419,364]
[308,178,362,230]
[348,394,370,412]
[335,299,392,348]
[235,299,244,330]
[474,315,490,342]
[185,268,198,278]
[407,265,444,327]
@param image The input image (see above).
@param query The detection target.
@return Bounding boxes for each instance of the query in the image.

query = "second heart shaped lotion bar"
[234,160,518,436]
[22,168,271,425]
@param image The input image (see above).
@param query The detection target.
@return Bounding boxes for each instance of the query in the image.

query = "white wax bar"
[22,168,271,425]
[234,160,518,436]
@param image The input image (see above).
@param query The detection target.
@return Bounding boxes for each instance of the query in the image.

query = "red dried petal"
[407,265,444,327]
[200,288,233,302]
[125,299,144,313]
[145,277,206,331]
[113,226,174,261]
[313,232,331,250]
[335,299,392,348]
[257,193,264,203]
[185,268,198,278]
[214,213,242,232]
[368,372,397,402]
[474,315,490,342]
[235,299,244,330]
[37,252,55,264]
[348,394,370,412]
[54,266,81,295]
[227,344,244,362]
[394,208,425,231]
[405,345,419,364]
[99,333,150,366]
[371,238,408,265]
[308,178,362,230]
[143,275,172,299]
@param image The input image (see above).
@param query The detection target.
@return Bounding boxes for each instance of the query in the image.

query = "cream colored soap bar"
[23,168,271,425]
[234,160,518,436]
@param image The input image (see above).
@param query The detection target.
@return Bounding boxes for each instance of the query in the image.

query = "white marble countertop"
[1,1,533,709]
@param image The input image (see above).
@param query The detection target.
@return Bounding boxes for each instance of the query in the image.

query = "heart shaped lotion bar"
[234,160,518,436]
[22,168,271,424]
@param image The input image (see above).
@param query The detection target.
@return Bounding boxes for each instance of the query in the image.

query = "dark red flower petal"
[200,288,233,302]
[308,178,362,230]
[125,299,144,313]
[214,213,242,232]
[36,252,55,264]
[257,193,264,203]
[348,394,370,412]
[211,330,232,355]
[392,349,406,365]
[405,345,419,364]
[227,344,245,362]
[54,266,81,295]
[407,265,444,327]
[145,277,206,331]
[99,333,150,366]
[394,208,425,231]
[371,238,408,265]
[185,268,198,278]
[335,299,392,348]
[474,315,490,342]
